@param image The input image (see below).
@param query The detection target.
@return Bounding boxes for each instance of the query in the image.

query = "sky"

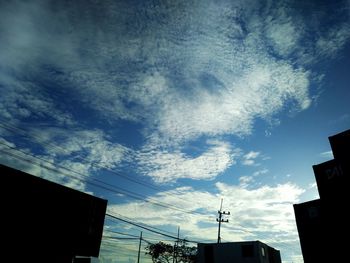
[1,0,350,262]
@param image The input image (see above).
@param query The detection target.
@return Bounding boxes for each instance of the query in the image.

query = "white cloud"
[1,2,349,261]
[0,73,74,126]
[148,60,311,143]
[64,70,142,122]
[289,255,304,263]
[0,126,131,192]
[0,0,348,189]
[129,72,169,107]
[108,181,305,260]
[253,169,269,177]
[264,7,303,57]
[29,127,130,170]
[1,0,347,190]
[244,151,260,160]
[1,0,314,144]
[239,176,255,188]
[329,114,350,125]
[137,140,238,183]
[308,182,317,189]
[320,150,333,159]
[1,0,348,151]
[99,239,151,263]
[239,169,269,188]
[316,25,350,59]
[0,137,88,192]
[242,151,261,166]
[242,159,255,166]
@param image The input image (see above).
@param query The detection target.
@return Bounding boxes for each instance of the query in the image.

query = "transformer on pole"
[216,198,230,243]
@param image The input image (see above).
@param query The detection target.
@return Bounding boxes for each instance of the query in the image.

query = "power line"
[1,143,297,256]
[0,141,211,217]
[0,142,206,244]
[0,122,160,190]
[0,127,300,257]
[0,121,217,212]
[2,145,297,261]
[106,213,181,241]
[104,229,140,238]
[100,242,145,254]
[106,212,200,244]
[103,236,140,241]
[104,228,183,243]
[105,216,178,237]
[1,144,298,257]
[0,122,213,217]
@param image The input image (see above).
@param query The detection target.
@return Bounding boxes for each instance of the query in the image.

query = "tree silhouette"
[145,241,197,263]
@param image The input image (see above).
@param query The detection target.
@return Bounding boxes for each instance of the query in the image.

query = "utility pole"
[216,198,230,243]
[137,231,142,263]
[173,226,180,263]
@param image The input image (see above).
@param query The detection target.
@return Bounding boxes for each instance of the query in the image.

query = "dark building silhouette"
[197,241,281,263]
[1,164,107,263]
[293,200,323,263]
[293,129,350,263]
[74,257,94,263]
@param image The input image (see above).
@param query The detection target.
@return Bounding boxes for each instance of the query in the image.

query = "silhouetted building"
[197,241,281,263]
[294,129,350,263]
[1,164,107,263]
[329,129,350,161]
[74,257,92,263]
[313,159,347,201]
[293,200,323,263]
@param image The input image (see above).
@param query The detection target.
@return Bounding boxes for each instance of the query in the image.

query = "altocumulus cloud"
[0,137,88,191]
[137,140,240,183]
[0,126,129,192]
[1,2,349,262]
[1,0,349,184]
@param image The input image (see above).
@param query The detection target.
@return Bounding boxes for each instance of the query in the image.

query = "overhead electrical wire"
[0,121,219,213]
[105,216,177,237]
[0,121,213,217]
[103,236,139,241]
[105,212,209,245]
[104,229,140,238]
[0,123,299,257]
[0,140,211,218]
[103,229,174,242]
[0,122,160,191]
[0,143,296,256]
[0,143,298,255]
[0,143,200,238]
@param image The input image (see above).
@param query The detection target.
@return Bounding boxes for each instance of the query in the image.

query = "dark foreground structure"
[1,164,108,263]
[293,129,350,263]
[197,241,281,263]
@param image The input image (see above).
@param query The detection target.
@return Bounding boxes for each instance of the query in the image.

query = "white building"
[197,241,281,263]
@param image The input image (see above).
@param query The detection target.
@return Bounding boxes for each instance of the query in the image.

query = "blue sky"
[1,0,350,262]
